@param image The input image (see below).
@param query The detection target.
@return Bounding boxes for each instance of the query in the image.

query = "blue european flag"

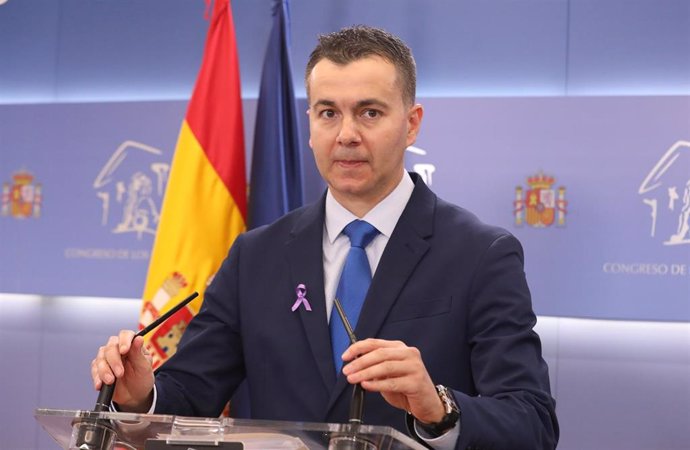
[248,0,303,229]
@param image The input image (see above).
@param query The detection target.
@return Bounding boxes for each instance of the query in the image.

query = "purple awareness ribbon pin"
[291,284,312,312]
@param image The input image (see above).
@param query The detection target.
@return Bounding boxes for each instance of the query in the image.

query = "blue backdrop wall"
[0,1,688,449]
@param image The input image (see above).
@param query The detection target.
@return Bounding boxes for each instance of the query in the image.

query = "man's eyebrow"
[310,99,390,109]
[311,99,336,108]
[355,99,389,109]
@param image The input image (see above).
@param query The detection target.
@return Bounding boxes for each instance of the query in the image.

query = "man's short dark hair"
[305,25,417,106]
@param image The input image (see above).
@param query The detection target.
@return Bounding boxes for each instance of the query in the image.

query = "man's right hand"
[91,330,155,413]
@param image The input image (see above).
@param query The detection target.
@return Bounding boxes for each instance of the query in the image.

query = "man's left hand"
[341,338,445,424]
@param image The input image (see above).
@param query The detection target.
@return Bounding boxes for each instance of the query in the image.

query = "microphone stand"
[329,299,376,450]
[72,292,199,450]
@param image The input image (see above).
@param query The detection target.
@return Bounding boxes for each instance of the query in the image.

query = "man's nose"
[336,116,361,146]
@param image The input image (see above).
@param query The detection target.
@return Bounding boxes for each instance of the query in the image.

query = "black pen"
[334,298,365,425]
[135,291,199,338]
[94,291,199,411]
[333,297,358,345]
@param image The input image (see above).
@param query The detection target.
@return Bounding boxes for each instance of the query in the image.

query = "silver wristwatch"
[419,384,461,437]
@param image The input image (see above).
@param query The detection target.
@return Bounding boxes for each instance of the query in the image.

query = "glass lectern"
[35,408,427,450]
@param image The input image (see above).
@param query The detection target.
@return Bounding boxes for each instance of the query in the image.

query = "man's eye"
[363,109,380,118]
[319,110,336,119]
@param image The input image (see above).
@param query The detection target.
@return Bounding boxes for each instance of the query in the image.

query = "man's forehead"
[307,56,402,103]
[314,54,392,68]
[309,55,396,78]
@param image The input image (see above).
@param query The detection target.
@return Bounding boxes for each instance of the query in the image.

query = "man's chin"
[328,180,371,198]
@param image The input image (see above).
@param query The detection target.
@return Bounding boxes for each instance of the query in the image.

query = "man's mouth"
[336,160,366,168]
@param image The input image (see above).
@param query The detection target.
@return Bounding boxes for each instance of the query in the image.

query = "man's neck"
[330,195,379,218]
[324,172,415,245]
[329,171,406,218]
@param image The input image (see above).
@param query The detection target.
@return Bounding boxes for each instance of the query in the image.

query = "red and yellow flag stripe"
[140,0,246,369]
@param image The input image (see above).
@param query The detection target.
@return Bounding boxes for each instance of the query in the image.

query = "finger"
[91,358,102,390]
[142,346,153,365]
[103,335,125,379]
[117,329,137,354]
[342,338,405,361]
[94,340,117,384]
[361,370,435,402]
[346,359,413,385]
[343,345,413,374]
[129,335,145,356]
[346,347,424,383]
[96,355,116,385]
[125,336,152,371]
[359,375,421,395]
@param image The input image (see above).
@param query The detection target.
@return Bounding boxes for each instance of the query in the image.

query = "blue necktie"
[330,220,379,375]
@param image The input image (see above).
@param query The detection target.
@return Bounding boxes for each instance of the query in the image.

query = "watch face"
[436,385,459,414]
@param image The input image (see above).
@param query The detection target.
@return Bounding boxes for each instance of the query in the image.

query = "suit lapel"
[326,174,436,413]
[285,195,337,393]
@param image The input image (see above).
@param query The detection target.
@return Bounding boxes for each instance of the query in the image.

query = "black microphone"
[330,298,375,450]
[73,292,199,450]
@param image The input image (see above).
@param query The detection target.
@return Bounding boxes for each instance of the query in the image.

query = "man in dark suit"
[93,26,559,449]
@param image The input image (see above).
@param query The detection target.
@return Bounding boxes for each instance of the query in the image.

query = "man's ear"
[406,104,424,146]
[306,108,313,149]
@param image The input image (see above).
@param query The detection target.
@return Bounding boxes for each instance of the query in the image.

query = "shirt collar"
[325,171,415,243]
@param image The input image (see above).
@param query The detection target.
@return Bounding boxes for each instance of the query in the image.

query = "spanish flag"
[139,0,246,369]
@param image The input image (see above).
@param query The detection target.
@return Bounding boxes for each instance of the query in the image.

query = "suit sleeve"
[454,233,559,450]
[153,234,246,417]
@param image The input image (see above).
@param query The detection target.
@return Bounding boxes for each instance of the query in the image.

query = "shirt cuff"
[414,418,460,450]
[110,385,157,414]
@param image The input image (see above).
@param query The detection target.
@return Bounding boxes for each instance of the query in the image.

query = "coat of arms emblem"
[1,170,42,219]
[514,172,567,227]
[140,271,194,369]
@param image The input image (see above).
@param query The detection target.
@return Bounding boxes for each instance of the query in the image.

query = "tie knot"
[342,220,379,249]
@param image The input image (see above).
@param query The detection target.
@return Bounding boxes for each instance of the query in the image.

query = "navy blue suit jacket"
[155,173,559,449]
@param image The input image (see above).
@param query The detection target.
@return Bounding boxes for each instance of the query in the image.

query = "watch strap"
[416,385,461,438]
[406,384,460,445]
